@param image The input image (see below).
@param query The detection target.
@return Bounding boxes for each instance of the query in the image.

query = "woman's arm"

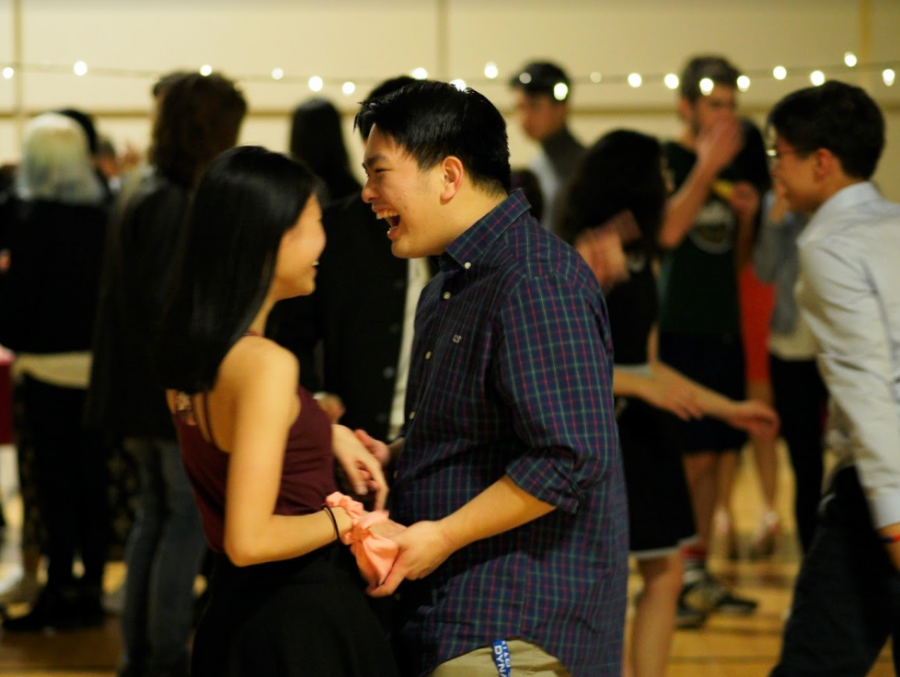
[221,343,353,567]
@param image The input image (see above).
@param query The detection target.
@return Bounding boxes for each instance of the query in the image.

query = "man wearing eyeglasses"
[768,80,900,677]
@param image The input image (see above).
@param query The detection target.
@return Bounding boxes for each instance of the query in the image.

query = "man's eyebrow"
[363,153,386,170]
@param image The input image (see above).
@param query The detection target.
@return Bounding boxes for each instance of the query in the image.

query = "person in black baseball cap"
[509,60,583,233]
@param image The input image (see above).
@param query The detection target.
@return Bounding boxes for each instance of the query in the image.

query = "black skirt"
[192,544,400,677]
[617,397,697,558]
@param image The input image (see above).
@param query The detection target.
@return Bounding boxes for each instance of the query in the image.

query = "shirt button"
[383,366,396,379]
[409,411,416,420]
[425,351,432,360]
[442,291,451,300]
[464,262,472,270]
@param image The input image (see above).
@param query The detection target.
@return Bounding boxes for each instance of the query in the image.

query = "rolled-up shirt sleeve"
[799,236,900,528]
[494,274,618,514]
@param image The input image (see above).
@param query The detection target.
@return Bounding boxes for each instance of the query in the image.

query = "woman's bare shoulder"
[217,336,299,395]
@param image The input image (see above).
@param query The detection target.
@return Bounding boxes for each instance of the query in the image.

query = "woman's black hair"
[289,98,361,203]
[156,146,317,393]
[557,129,666,252]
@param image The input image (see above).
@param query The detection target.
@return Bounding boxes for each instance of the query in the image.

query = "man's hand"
[696,118,744,176]
[332,425,388,509]
[354,428,392,467]
[367,520,456,596]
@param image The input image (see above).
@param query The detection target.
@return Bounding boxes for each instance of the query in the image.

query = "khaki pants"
[427,639,573,677]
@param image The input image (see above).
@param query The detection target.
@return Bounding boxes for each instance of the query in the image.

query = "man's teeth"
[376,210,399,220]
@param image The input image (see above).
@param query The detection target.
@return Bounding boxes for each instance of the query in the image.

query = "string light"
[2,57,897,95]
[450,79,466,91]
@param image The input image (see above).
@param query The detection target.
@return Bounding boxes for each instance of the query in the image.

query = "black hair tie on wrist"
[322,505,340,541]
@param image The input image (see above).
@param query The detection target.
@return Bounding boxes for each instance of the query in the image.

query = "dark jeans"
[21,376,108,592]
[119,437,206,677]
[769,355,828,553]
[771,467,900,676]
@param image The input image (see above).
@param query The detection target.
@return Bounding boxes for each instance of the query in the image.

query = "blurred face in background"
[514,90,568,143]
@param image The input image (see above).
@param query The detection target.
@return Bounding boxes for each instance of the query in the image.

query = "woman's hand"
[354,428,392,467]
[725,400,780,439]
[640,372,704,421]
[331,425,388,510]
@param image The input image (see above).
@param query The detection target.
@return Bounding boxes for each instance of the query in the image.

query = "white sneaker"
[0,570,40,605]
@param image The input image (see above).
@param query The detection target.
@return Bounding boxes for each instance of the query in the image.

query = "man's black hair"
[355,80,510,195]
[768,80,884,180]
[679,56,740,103]
[509,61,571,102]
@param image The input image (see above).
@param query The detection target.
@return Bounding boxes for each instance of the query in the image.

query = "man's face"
[769,134,821,213]
[362,125,448,258]
[514,90,567,142]
[682,84,737,136]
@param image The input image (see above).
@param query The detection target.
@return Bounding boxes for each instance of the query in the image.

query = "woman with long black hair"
[155,146,399,677]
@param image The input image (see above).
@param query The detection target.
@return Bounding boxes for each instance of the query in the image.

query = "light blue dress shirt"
[797,182,900,529]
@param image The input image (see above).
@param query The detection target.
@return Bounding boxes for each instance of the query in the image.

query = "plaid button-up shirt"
[391,190,628,677]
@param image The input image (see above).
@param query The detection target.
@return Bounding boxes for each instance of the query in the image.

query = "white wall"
[1,0,899,197]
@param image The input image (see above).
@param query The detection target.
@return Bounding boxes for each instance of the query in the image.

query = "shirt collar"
[799,181,880,247]
[440,189,532,272]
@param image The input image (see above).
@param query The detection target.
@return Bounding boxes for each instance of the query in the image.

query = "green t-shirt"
[658,126,769,337]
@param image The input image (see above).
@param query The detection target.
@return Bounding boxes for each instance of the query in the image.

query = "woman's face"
[272,194,326,299]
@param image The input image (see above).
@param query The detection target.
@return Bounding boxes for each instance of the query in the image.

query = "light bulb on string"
[810,70,826,86]
[308,75,324,92]
[590,72,602,83]
[627,73,642,88]
[342,81,356,96]
[884,69,896,87]
[73,61,88,76]
[664,73,679,90]
[773,66,787,80]
[450,79,466,91]
[199,64,212,77]
[737,75,750,92]
[699,77,714,95]
[271,68,284,81]
[553,82,568,101]
[484,62,499,79]
[844,52,858,68]
[412,67,428,80]
[2,67,13,80]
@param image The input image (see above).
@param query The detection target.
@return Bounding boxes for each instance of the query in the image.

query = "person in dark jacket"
[0,112,109,631]
[86,71,246,677]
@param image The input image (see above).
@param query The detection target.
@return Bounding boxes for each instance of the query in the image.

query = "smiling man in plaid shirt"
[354,81,628,677]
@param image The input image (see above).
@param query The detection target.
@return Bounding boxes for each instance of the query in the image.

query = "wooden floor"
[0,443,894,677]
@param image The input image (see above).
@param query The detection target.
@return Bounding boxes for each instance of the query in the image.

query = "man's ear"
[813,148,840,181]
[439,156,465,201]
